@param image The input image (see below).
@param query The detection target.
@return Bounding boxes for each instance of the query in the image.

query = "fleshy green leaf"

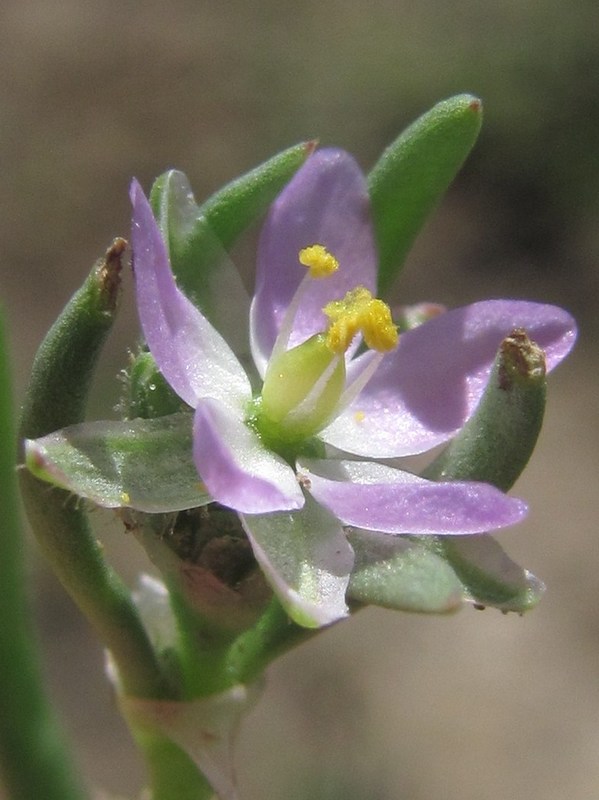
[369,94,483,295]
[25,413,210,513]
[197,141,316,250]
[20,238,126,438]
[19,241,167,700]
[423,329,546,491]
[149,142,314,311]
[0,309,87,800]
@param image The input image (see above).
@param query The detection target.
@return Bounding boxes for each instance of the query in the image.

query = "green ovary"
[259,334,346,442]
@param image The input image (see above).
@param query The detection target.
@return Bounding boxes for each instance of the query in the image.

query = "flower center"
[253,245,398,450]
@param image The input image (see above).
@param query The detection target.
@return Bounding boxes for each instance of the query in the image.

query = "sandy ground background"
[1,1,598,799]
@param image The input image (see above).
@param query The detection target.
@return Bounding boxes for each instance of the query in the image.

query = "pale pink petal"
[130,179,251,409]
[321,299,576,457]
[250,149,377,376]
[298,458,528,535]
[193,398,304,514]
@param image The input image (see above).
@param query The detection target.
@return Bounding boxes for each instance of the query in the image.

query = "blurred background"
[1,1,597,798]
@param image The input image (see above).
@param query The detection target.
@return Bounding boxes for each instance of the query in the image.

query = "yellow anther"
[324,287,398,354]
[120,491,131,504]
[360,297,399,352]
[298,244,339,278]
[353,410,366,423]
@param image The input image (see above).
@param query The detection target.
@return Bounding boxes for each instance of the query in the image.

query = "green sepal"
[347,331,547,615]
[347,531,464,613]
[241,496,353,629]
[369,94,483,295]
[434,535,544,612]
[25,412,211,513]
[347,531,544,614]
[149,169,249,319]
[125,350,188,420]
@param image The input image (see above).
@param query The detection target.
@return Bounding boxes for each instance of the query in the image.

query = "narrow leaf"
[19,241,167,698]
[423,329,546,491]
[369,94,483,295]
[198,140,316,249]
[0,309,87,800]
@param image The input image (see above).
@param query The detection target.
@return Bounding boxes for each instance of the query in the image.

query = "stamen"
[270,244,340,363]
[284,353,343,426]
[335,350,385,416]
[299,244,339,278]
[324,287,398,354]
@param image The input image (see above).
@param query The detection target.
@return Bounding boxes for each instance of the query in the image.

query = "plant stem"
[225,597,316,686]
[131,730,214,800]
[0,309,87,800]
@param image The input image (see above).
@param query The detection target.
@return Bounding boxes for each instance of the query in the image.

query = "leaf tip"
[467,95,483,113]
[498,328,546,390]
[97,237,127,312]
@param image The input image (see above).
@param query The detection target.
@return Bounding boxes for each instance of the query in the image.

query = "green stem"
[0,310,87,800]
[168,590,233,698]
[131,730,214,800]
[18,241,167,699]
[225,597,316,686]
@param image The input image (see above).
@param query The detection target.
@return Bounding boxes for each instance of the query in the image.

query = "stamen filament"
[283,353,344,426]
[270,244,339,365]
[332,350,386,417]
[269,269,314,365]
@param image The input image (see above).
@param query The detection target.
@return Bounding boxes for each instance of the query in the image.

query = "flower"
[129,149,576,627]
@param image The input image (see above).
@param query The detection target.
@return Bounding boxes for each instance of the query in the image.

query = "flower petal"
[193,398,304,514]
[321,299,577,457]
[250,149,377,375]
[240,495,353,628]
[130,179,251,409]
[298,458,527,535]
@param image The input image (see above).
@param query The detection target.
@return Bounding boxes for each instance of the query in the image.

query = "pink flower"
[129,149,575,626]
